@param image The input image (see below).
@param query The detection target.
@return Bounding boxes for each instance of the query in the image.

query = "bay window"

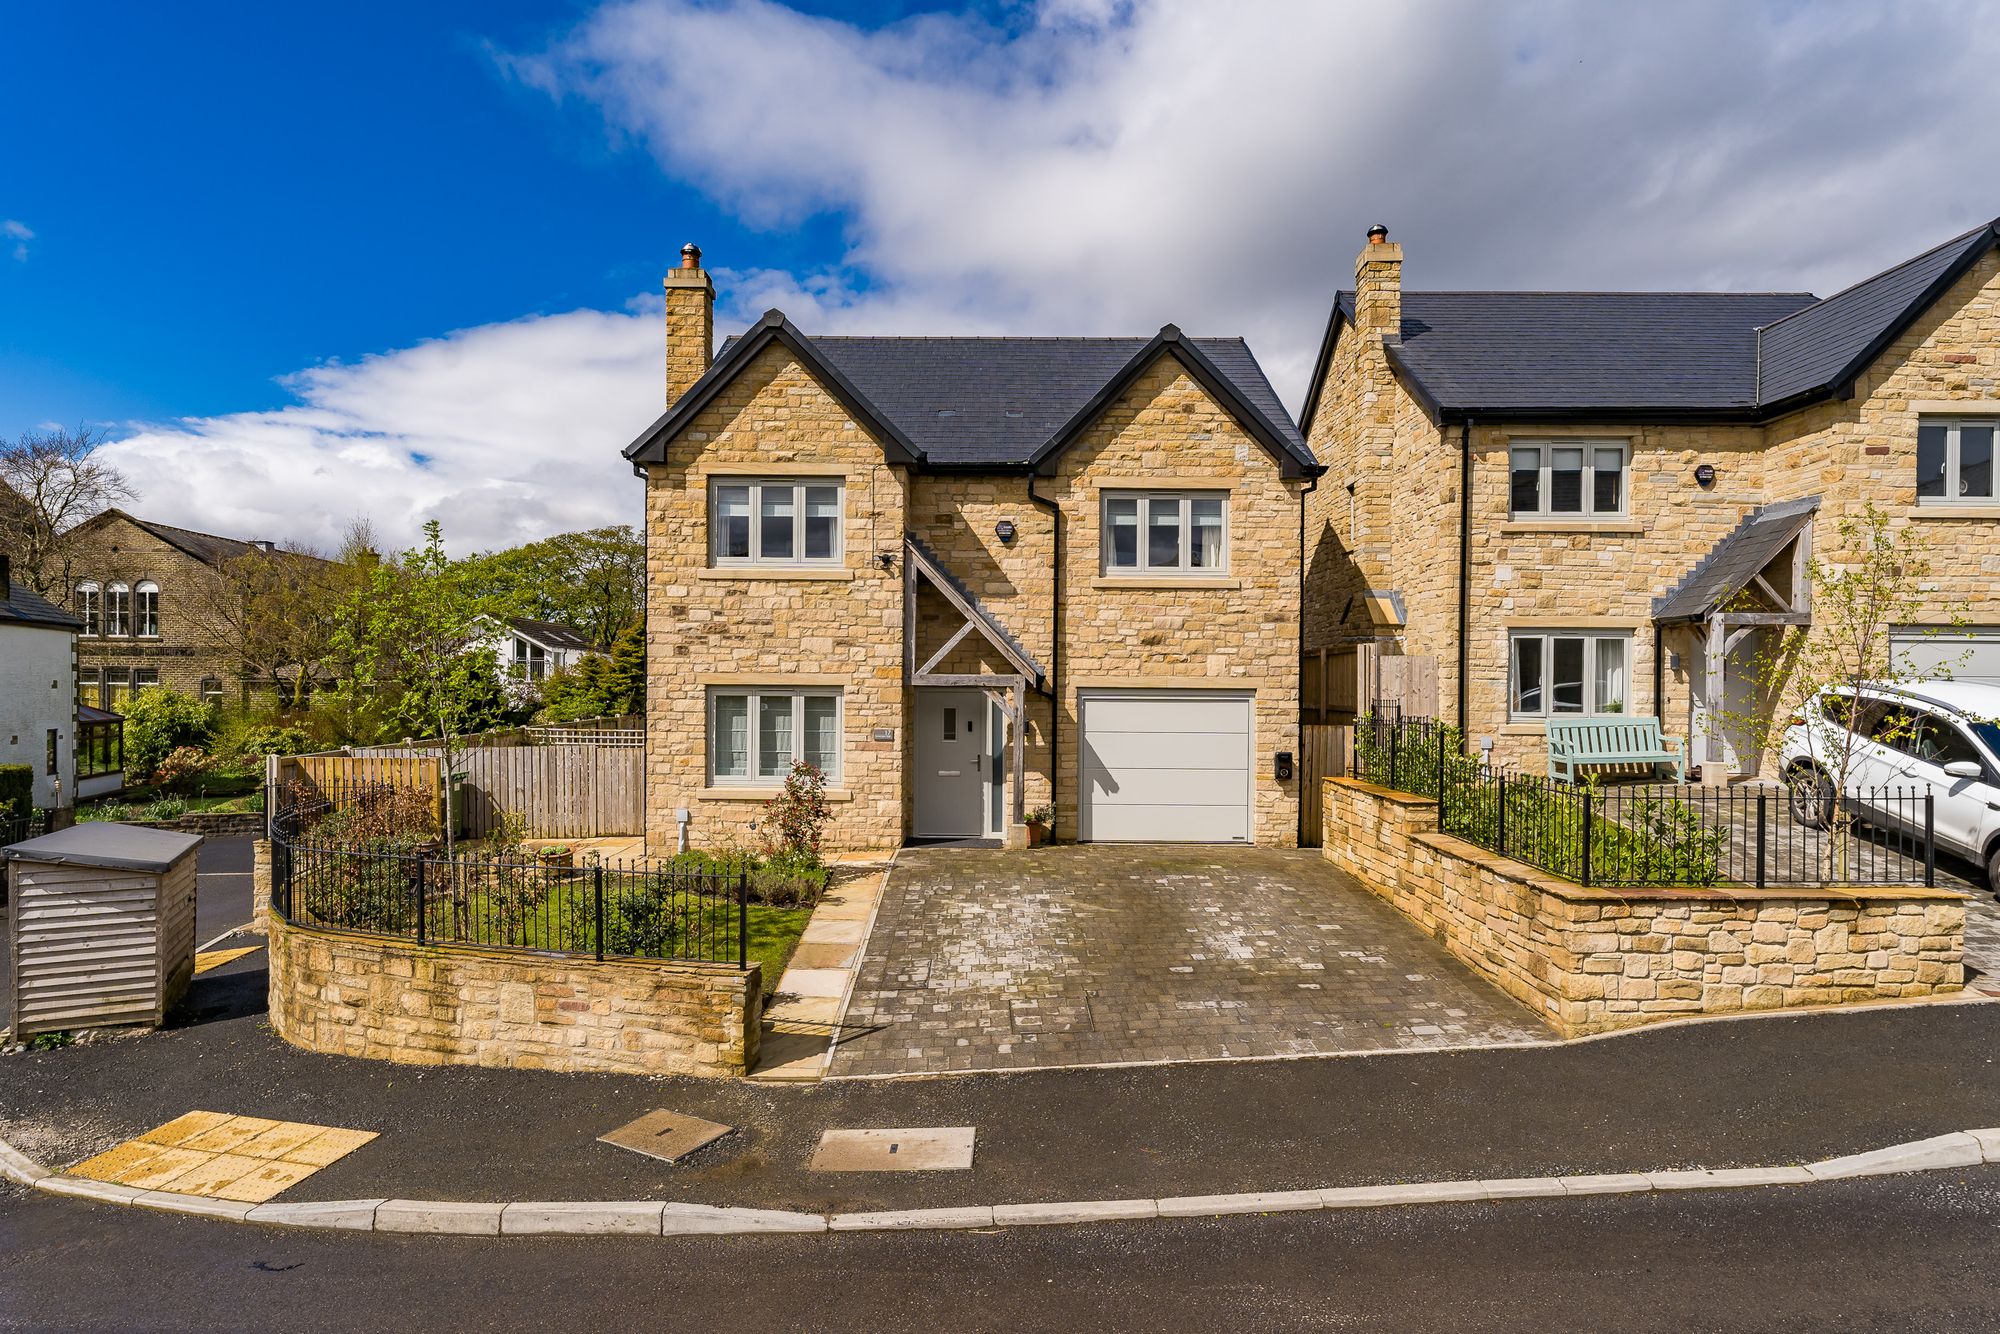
[708,688,841,785]
[1509,440,1628,519]
[1102,491,1228,574]
[711,478,843,566]
[1917,417,1996,504]
[1510,631,1630,719]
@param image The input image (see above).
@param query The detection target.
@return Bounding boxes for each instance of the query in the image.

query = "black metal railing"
[1354,716,1937,890]
[267,781,749,967]
[1,808,49,848]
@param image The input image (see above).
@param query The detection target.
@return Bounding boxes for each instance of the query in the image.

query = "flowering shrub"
[151,746,212,795]
[764,761,830,861]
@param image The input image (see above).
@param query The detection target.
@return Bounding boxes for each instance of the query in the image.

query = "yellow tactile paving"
[61,1112,377,1202]
[193,946,262,975]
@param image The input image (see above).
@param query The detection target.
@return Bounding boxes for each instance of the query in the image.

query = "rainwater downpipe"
[1298,471,1320,846]
[1456,418,1473,747]
[1027,473,1062,838]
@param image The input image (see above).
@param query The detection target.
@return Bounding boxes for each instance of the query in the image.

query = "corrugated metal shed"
[6,822,201,1036]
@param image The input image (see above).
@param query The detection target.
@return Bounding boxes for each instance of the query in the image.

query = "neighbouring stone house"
[61,509,327,711]
[1304,218,2000,780]
[627,245,1321,853]
[0,553,81,811]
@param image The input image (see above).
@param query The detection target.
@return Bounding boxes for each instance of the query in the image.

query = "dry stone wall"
[1321,777,1964,1036]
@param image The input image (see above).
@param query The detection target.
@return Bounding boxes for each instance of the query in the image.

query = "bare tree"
[0,425,134,599]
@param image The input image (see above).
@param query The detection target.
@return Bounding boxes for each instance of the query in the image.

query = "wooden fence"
[1301,645,1437,724]
[1298,723,1352,849]
[331,742,643,840]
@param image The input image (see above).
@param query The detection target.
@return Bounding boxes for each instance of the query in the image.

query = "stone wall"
[267,913,761,1078]
[107,809,264,838]
[67,511,247,702]
[1321,777,1965,1036]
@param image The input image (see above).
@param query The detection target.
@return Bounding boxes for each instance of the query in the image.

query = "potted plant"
[536,843,574,871]
[1026,804,1055,847]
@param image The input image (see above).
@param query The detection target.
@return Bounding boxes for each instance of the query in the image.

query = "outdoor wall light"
[876,551,897,570]
[995,520,1017,544]
[1274,751,1294,781]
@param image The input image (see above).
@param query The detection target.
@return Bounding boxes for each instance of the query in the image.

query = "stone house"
[1304,218,2000,779]
[626,246,1321,853]
[61,509,322,710]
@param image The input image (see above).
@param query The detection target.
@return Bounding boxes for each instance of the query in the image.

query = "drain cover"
[808,1127,975,1172]
[598,1110,733,1164]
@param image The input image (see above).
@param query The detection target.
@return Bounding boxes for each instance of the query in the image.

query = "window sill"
[699,786,853,802]
[1499,520,1643,535]
[1501,717,1638,735]
[1908,506,2000,520]
[1090,576,1242,590]
[698,567,855,581]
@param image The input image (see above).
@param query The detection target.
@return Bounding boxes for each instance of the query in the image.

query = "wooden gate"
[1297,723,1352,848]
[1301,646,1437,724]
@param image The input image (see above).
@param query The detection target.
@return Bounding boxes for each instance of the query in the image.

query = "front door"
[915,688,988,838]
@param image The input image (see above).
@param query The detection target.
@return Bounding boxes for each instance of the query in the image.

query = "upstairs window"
[711,478,843,567]
[1509,440,1628,519]
[1917,418,1995,505]
[1102,491,1228,574]
[512,638,547,680]
[75,583,101,636]
[104,582,130,637]
[134,581,159,638]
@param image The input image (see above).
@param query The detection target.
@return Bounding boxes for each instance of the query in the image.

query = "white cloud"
[105,0,2000,550]
[513,0,2000,401]
[97,307,660,554]
[4,219,31,262]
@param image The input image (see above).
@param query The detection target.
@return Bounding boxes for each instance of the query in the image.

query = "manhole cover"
[808,1127,975,1172]
[598,1110,733,1164]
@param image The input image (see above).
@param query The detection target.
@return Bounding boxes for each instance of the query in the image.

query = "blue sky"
[5,1,1998,551]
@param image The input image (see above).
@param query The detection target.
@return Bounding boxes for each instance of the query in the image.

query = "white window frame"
[706,687,843,786]
[104,582,130,637]
[134,581,159,638]
[1916,417,1998,506]
[1100,490,1230,575]
[75,582,101,637]
[1508,630,1633,720]
[709,477,844,568]
[1508,439,1630,519]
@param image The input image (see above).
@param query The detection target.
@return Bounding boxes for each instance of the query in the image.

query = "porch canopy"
[1651,496,1818,773]
[903,533,1046,830]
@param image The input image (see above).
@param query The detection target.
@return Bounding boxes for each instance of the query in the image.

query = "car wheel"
[1787,765,1833,829]
[1986,841,2000,892]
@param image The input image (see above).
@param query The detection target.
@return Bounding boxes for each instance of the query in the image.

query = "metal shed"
[5,823,202,1037]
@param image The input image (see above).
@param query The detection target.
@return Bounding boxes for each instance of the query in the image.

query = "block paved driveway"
[827,845,1550,1078]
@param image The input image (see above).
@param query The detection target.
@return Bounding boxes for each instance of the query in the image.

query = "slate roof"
[1651,496,1820,623]
[0,579,82,631]
[1307,218,2000,424]
[507,616,597,653]
[625,313,1315,475]
[77,509,322,567]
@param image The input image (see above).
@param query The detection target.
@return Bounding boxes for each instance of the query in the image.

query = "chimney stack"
[664,242,715,405]
[1354,224,1403,341]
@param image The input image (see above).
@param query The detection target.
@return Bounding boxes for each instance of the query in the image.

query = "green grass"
[746,903,813,996]
[80,788,265,822]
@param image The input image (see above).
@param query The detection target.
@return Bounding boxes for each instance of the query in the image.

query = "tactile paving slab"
[64,1111,377,1203]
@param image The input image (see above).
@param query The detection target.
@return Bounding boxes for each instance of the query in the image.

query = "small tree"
[764,761,831,865]
[123,687,218,781]
[1731,503,1969,878]
[328,520,487,855]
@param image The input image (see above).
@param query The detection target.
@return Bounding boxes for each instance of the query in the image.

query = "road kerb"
[11,1126,2000,1237]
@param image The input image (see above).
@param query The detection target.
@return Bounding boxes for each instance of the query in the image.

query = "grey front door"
[915,688,987,837]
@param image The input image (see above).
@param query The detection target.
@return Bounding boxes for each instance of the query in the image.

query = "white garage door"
[1891,627,2000,684]
[1078,691,1252,843]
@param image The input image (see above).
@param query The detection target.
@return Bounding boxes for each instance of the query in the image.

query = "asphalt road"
[8,1168,2000,1331]
[0,833,255,1034]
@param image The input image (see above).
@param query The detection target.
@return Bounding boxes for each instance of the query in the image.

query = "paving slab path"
[828,846,1549,1078]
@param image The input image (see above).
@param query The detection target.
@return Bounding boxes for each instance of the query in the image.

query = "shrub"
[228,724,312,763]
[297,779,438,845]
[764,762,830,861]
[603,872,693,958]
[150,746,212,795]
[124,688,216,780]
[0,763,31,820]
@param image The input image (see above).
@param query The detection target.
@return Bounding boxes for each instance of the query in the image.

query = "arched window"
[105,583,131,637]
[134,581,159,638]
[75,582,101,637]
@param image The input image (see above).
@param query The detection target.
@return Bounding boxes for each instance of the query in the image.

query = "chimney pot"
[680,242,703,270]
[1366,224,1389,244]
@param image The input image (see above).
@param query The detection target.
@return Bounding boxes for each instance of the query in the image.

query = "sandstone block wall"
[267,913,760,1078]
[1321,777,1964,1035]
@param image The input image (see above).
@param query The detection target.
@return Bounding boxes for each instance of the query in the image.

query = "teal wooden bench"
[1545,717,1685,783]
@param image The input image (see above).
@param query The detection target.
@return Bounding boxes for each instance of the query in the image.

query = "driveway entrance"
[827,846,1549,1078]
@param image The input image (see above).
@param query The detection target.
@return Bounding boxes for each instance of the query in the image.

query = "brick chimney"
[664,242,715,405]
[1353,224,1403,341]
